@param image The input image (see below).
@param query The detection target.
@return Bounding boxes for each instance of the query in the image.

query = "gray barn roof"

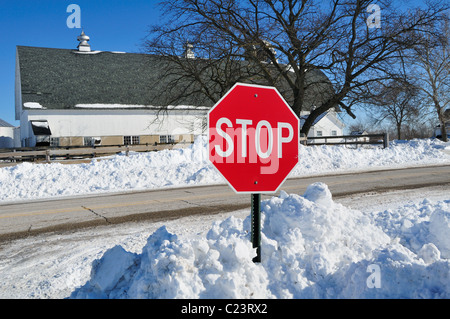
[17,46,201,110]
[16,45,334,114]
[0,119,14,127]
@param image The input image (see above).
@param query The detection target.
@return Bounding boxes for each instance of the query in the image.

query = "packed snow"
[0,138,449,299]
[66,183,449,299]
[0,136,449,202]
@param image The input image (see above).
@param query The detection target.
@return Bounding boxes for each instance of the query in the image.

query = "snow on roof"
[24,102,45,109]
[74,104,210,110]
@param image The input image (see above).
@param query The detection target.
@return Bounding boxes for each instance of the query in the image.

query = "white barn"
[15,32,341,148]
[15,32,210,147]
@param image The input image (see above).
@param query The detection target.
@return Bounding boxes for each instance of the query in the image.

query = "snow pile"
[292,139,450,175]
[70,183,450,299]
[0,137,449,202]
[0,137,222,202]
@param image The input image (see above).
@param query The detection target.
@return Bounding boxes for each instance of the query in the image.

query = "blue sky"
[0,0,162,125]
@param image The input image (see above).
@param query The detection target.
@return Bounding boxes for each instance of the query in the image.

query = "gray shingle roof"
[17,45,334,111]
[17,46,193,110]
[0,119,14,127]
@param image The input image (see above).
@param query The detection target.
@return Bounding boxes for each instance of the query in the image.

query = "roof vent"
[77,30,91,52]
[183,42,195,59]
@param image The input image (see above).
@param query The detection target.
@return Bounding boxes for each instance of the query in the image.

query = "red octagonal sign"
[208,83,299,193]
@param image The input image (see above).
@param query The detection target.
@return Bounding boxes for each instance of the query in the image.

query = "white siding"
[20,108,207,145]
[0,127,16,148]
[312,112,344,137]
[304,111,345,144]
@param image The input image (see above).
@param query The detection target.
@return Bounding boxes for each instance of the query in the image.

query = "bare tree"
[366,81,426,139]
[144,0,449,136]
[407,16,450,141]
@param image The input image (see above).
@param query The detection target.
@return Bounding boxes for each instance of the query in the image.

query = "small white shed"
[300,110,345,143]
[0,119,20,149]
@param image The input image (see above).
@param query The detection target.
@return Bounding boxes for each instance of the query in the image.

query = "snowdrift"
[70,183,450,299]
[0,137,449,202]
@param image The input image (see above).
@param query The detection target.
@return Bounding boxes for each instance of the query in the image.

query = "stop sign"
[208,83,299,193]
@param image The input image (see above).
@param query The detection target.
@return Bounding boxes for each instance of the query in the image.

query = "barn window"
[159,135,175,144]
[124,136,140,145]
[84,137,102,146]
[50,137,60,147]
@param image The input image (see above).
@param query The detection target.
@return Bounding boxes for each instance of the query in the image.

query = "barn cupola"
[77,30,91,52]
[183,41,195,59]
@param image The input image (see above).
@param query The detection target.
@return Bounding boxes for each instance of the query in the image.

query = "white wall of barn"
[20,109,207,142]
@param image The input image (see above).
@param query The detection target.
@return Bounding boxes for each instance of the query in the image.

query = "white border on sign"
[207,82,300,194]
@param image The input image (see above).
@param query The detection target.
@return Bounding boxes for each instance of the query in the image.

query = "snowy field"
[0,137,449,299]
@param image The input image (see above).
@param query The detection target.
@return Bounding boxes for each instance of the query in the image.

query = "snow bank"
[292,139,450,175]
[0,137,449,202]
[70,183,450,299]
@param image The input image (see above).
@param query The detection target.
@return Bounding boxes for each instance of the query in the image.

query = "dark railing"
[0,133,389,165]
[0,142,192,163]
[302,133,389,148]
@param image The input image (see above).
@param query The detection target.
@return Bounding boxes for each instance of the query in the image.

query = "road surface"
[1,165,449,241]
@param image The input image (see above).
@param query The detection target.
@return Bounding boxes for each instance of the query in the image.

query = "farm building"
[300,110,345,143]
[15,31,343,148]
[0,119,20,149]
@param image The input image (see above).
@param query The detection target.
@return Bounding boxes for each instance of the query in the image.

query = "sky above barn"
[0,0,429,128]
[0,0,162,126]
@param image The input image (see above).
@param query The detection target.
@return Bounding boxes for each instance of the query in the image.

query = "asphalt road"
[1,164,449,241]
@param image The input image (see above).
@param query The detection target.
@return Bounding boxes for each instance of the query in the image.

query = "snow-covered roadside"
[0,137,449,203]
[0,184,448,299]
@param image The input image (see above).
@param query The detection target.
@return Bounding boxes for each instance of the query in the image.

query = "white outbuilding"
[0,119,20,149]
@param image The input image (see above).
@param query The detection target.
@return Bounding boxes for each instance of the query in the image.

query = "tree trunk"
[396,122,402,140]
[300,106,327,136]
[438,110,448,142]
[434,95,448,142]
[300,95,344,136]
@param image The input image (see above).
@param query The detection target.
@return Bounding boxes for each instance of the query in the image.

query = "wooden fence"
[0,143,191,164]
[0,133,389,164]
[303,133,389,148]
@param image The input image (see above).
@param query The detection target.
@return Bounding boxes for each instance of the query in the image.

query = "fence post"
[300,133,307,145]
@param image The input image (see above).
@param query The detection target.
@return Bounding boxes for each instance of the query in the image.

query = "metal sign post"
[251,193,261,263]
